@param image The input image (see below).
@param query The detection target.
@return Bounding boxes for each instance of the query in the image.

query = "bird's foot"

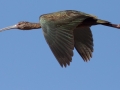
[116,24,120,29]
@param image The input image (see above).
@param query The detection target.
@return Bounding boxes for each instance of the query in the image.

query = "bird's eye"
[18,23,21,25]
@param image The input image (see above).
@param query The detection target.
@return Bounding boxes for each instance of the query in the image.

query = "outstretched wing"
[43,25,74,67]
[74,27,93,61]
[40,10,95,67]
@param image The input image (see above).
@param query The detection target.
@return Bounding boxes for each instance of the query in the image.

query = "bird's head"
[0,21,41,32]
[16,21,34,30]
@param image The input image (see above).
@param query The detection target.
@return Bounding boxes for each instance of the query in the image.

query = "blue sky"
[0,0,120,90]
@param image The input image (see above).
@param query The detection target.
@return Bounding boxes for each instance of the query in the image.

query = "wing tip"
[59,59,72,67]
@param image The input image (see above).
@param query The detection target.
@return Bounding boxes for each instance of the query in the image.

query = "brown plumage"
[0,10,120,67]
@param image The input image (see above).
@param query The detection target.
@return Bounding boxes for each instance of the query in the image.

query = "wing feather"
[43,26,74,67]
[74,27,93,61]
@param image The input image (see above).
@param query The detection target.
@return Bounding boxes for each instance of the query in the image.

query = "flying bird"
[0,10,120,67]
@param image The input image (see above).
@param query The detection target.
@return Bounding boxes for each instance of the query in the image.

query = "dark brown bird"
[0,10,120,67]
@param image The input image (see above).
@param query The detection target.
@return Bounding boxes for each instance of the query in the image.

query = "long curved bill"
[0,24,17,32]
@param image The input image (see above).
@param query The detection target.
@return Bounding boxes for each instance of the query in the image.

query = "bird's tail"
[97,19,120,29]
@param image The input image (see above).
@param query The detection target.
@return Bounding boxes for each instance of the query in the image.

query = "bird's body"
[0,10,120,67]
[40,10,97,27]
[40,10,96,67]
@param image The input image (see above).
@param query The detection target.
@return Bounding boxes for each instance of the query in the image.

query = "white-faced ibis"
[0,10,120,67]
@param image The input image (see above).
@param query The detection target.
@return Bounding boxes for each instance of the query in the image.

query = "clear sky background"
[0,0,120,90]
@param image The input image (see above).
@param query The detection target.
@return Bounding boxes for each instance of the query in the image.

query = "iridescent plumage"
[0,10,120,67]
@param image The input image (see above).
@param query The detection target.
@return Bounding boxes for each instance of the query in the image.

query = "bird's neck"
[22,22,41,30]
[29,22,41,29]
